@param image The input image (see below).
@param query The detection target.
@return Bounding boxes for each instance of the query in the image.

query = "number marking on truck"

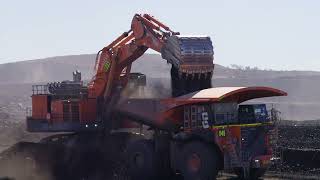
[218,129,226,137]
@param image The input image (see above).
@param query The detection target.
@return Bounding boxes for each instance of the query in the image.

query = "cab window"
[238,104,268,123]
[211,103,238,125]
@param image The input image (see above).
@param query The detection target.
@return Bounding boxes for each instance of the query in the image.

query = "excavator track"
[162,35,214,96]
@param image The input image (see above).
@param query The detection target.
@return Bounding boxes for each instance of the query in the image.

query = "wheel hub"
[187,153,201,172]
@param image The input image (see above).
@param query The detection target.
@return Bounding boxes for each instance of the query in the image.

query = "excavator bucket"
[161,35,214,97]
[161,35,214,75]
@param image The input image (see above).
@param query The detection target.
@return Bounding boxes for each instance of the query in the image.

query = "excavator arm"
[88,14,214,99]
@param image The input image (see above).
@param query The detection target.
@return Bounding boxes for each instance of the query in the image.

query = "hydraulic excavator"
[0,14,287,180]
[27,13,214,133]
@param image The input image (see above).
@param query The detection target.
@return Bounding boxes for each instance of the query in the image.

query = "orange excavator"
[0,14,286,180]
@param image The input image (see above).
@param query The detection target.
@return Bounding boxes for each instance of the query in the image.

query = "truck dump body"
[114,86,286,127]
[173,86,287,103]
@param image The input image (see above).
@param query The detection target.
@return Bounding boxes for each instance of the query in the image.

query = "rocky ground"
[268,122,320,177]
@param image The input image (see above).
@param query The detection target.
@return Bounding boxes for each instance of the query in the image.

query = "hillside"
[0,54,320,120]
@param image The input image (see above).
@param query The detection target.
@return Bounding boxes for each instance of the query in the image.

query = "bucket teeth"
[170,67,212,97]
[178,72,207,80]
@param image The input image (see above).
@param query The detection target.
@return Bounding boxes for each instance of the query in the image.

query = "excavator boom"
[89,14,214,98]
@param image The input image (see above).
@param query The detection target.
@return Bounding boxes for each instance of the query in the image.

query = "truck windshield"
[238,104,269,123]
[211,103,269,125]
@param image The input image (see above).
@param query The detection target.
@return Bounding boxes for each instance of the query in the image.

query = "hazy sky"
[1,0,320,70]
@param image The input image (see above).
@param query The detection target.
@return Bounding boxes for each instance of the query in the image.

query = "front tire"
[180,142,219,180]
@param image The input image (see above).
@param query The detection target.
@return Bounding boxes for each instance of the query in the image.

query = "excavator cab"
[26,72,150,132]
[26,71,100,132]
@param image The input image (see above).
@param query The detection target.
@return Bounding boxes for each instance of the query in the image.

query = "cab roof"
[174,86,287,104]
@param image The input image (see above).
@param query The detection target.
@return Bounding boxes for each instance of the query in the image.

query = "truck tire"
[234,167,267,179]
[126,139,157,180]
[180,142,219,180]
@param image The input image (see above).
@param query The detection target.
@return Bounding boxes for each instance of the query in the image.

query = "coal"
[272,123,320,175]
[282,148,320,170]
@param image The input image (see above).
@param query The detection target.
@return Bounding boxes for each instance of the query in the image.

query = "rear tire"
[179,142,219,180]
[126,139,157,180]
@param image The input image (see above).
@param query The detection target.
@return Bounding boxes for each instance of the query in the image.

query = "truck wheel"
[180,142,219,180]
[126,139,157,180]
[234,168,267,179]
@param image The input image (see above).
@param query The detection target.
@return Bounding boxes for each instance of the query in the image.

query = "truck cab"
[167,87,286,178]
